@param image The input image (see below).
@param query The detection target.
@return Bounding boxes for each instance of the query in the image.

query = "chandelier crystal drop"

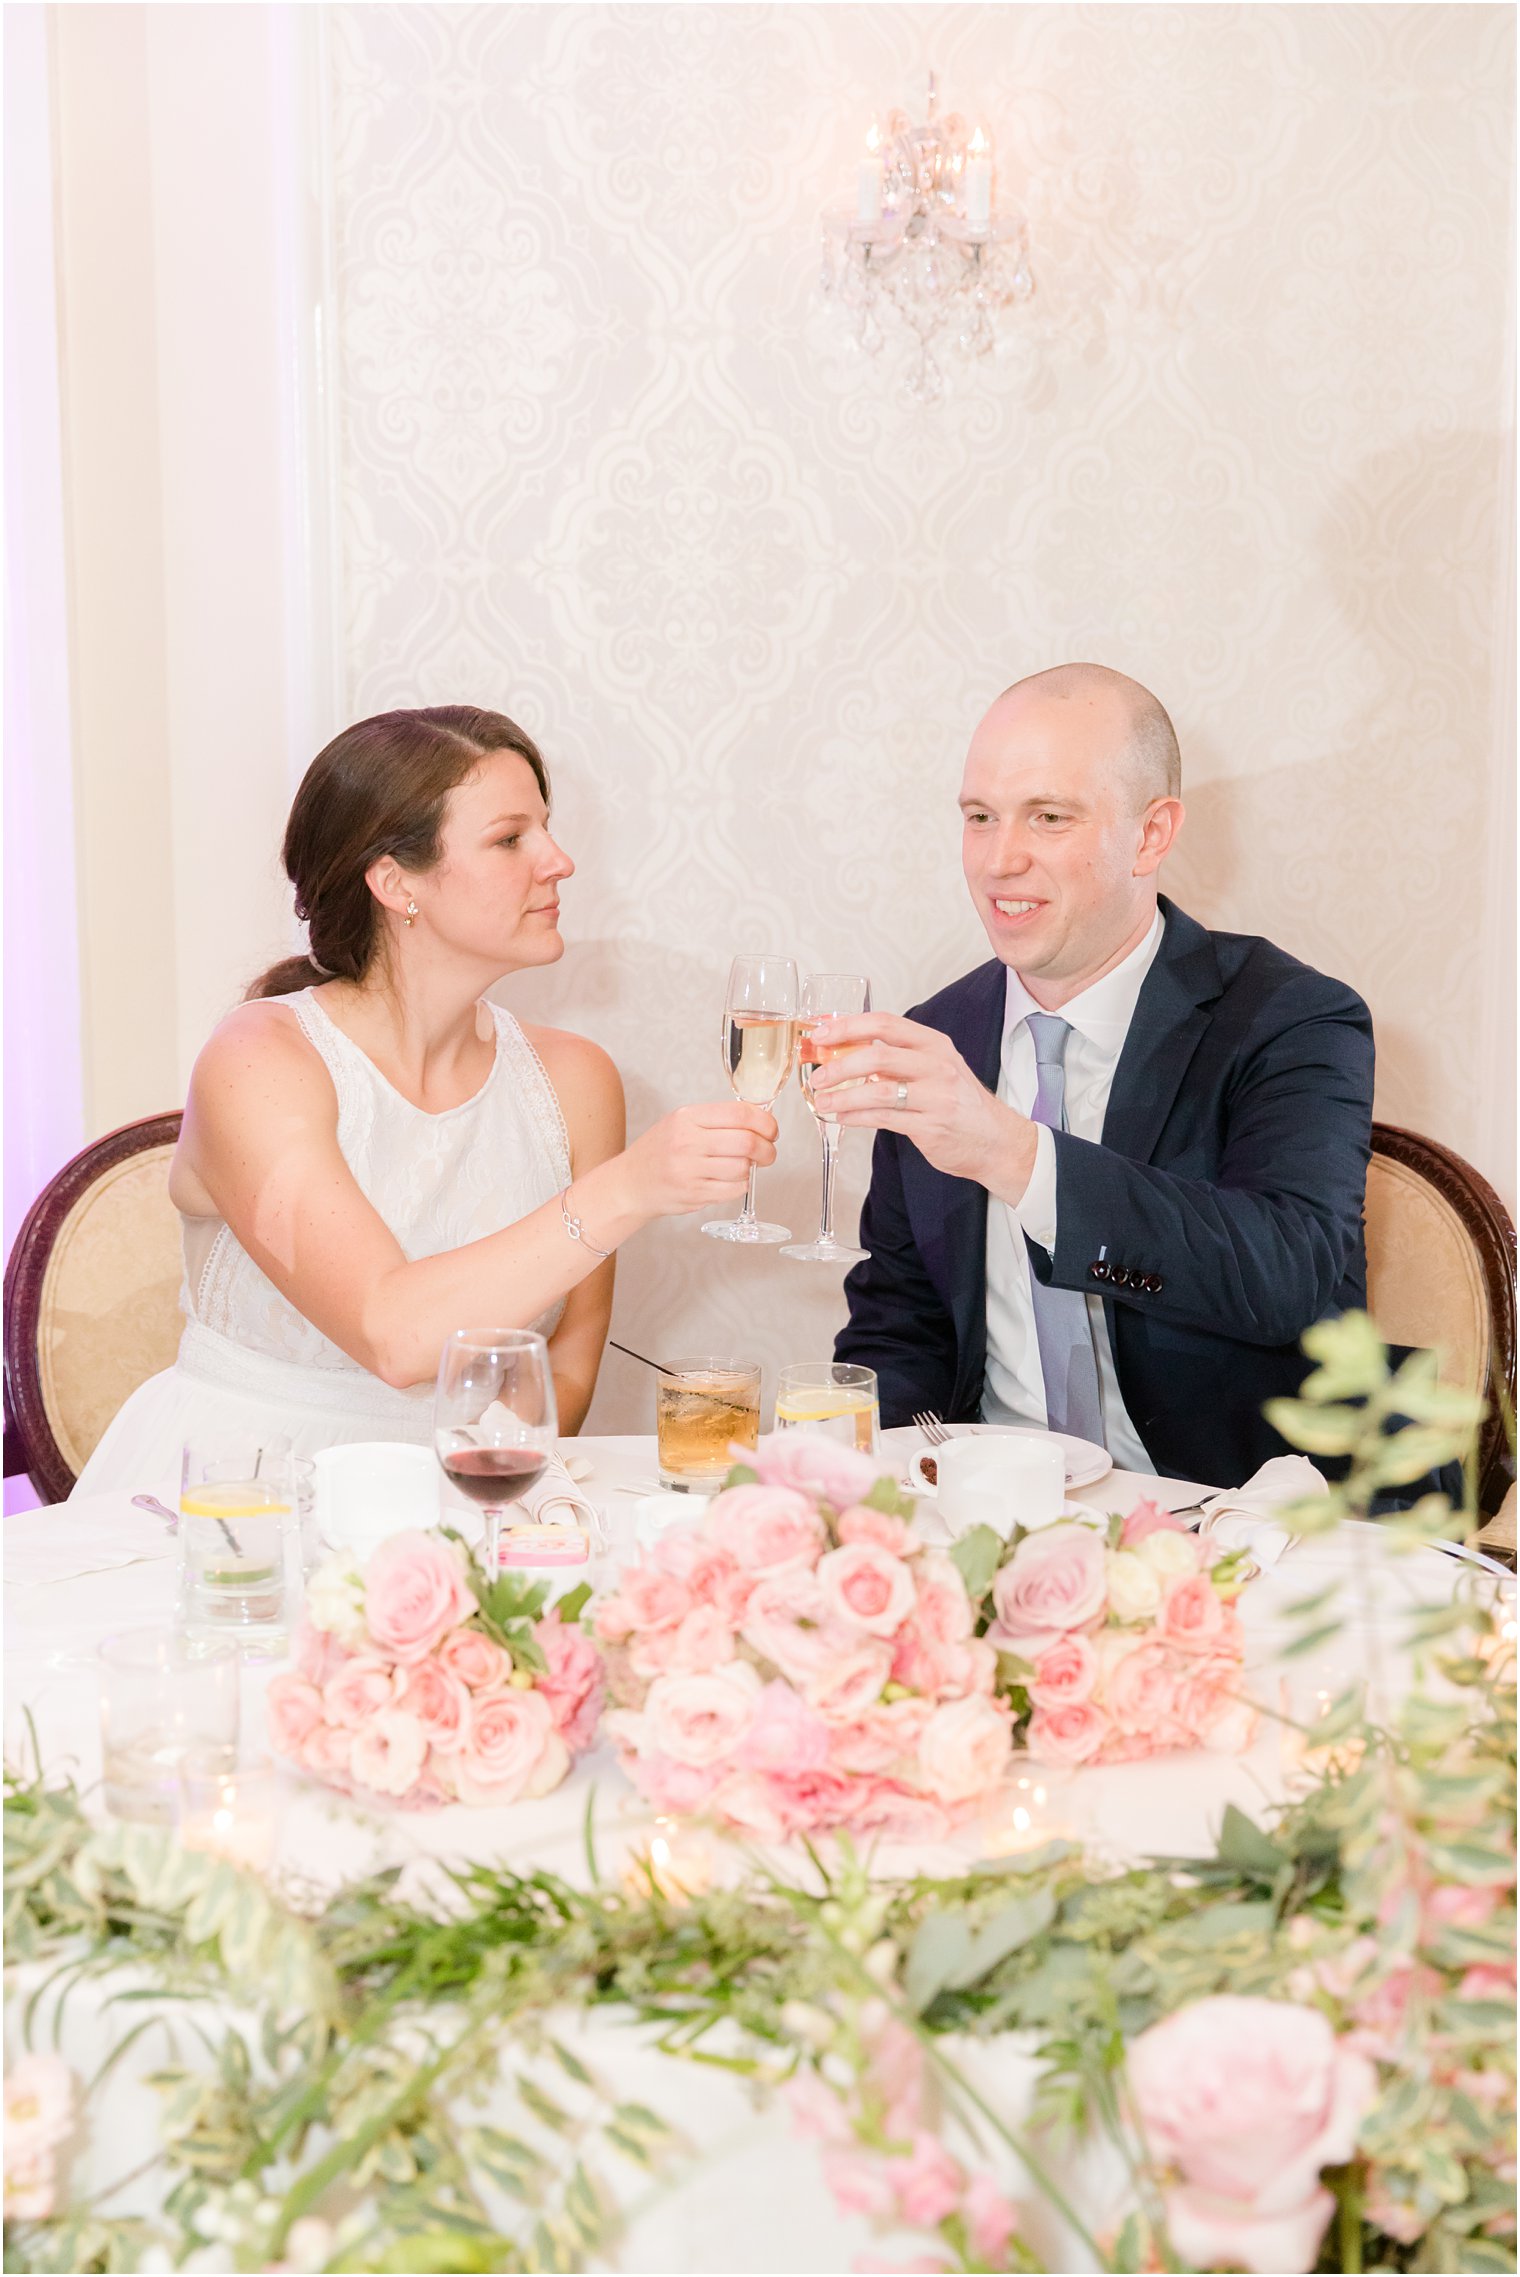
[819,72,1033,406]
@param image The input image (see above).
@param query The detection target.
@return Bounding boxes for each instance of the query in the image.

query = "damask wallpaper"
[324,3,1515,1433]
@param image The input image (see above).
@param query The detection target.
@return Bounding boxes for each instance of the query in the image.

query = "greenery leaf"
[948,1524,1005,1603]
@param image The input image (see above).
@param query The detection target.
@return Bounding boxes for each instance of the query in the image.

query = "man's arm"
[1036,991,1373,1347]
[835,1127,961,1427]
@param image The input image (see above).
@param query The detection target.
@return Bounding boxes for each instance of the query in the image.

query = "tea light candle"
[623,1818,715,1902]
[1279,1673,1366,1792]
[181,1769,276,1873]
[980,1771,1072,1858]
[1476,1605,1517,1681]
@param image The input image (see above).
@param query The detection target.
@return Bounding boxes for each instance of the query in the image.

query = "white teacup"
[934,1434,1067,1540]
[312,1442,440,1559]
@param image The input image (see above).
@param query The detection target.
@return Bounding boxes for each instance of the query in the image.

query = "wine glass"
[701,952,798,1244]
[433,1329,558,1575]
[781,972,871,1264]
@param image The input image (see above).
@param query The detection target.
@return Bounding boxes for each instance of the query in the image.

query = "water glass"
[180,1436,295,1658]
[655,1357,762,1491]
[773,1362,879,1454]
[98,1627,240,1825]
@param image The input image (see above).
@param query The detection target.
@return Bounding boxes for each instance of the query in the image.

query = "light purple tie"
[1024,1013,1104,1444]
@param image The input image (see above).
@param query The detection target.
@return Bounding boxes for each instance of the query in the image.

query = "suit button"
[1110,1267,1129,1288]
[1144,1274,1163,1293]
[1089,1262,1109,1282]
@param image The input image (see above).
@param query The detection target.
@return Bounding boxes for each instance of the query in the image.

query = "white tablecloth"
[4,1436,1506,2272]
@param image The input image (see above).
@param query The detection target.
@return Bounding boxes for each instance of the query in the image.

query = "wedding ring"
[894,1081,910,1108]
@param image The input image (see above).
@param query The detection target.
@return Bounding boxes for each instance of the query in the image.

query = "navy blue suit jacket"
[836,898,1375,1489]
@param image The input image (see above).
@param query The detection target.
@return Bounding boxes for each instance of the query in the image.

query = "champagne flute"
[782,973,871,1264]
[433,1329,558,1575]
[701,952,798,1244]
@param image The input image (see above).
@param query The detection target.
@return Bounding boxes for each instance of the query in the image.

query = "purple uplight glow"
[5,10,85,1512]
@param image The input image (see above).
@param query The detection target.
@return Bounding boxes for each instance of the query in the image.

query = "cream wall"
[47,4,1514,1435]
[323,3,1515,1430]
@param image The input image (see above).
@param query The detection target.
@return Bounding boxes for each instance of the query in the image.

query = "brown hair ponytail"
[248,706,549,1000]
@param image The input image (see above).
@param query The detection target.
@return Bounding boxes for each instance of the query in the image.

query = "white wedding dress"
[73,992,571,1500]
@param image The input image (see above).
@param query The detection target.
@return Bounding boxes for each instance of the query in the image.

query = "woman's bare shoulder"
[517,1020,623,1105]
[187,998,337,1120]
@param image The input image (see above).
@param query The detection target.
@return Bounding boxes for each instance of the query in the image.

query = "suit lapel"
[1101,897,1224,1164]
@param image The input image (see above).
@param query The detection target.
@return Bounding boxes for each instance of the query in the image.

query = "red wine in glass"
[440,1448,547,1505]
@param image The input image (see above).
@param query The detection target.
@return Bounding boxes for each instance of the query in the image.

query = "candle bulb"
[857,121,884,227]
[964,126,993,229]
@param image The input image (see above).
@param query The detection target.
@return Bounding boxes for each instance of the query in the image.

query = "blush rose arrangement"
[594,1435,1014,1842]
[266,1530,602,1809]
[950,1497,1259,1766]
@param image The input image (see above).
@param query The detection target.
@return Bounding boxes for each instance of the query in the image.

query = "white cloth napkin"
[1195,1454,1327,1568]
[5,1523,175,1591]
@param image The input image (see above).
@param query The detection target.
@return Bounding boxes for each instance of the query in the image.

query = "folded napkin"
[5,1522,174,1591]
[1193,1454,1327,1568]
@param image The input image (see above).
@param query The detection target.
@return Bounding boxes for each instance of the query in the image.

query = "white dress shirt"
[981,910,1166,1473]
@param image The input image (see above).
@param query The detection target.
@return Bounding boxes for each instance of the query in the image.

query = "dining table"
[5,1432,1511,2274]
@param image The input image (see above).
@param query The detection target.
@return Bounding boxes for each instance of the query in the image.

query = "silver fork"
[912,1411,951,1445]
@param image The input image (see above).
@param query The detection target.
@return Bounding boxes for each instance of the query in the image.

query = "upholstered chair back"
[1364,1123,1516,1512]
[4,1115,184,1504]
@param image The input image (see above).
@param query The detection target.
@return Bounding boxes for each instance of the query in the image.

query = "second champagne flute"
[702,952,798,1244]
[433,1329,558,1574]
[782,973,871,1265]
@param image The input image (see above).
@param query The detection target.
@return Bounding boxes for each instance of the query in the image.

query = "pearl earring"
[403,899,418,927]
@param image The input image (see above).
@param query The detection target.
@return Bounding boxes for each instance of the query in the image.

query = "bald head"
[992,663,1180,811]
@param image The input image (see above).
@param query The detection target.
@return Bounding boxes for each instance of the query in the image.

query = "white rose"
[1106,1549,1163,1623]
[304,1556,368,1646]
[1135,1528,1199,1578]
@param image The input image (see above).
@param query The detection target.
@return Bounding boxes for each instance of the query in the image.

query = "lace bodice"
[181,993,571,1389]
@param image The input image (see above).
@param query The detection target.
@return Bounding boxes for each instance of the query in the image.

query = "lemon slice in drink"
[774,1394,870,1425]
[179,1481,289,1519]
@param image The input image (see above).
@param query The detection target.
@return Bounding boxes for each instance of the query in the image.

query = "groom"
[816,663,1375,1490]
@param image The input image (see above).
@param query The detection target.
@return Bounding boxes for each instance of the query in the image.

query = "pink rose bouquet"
[268,1529,602,1809]
[595,1435,1012,1839]
[953,1497,1257,1765]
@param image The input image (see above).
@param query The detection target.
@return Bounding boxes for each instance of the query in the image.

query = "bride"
[74,706,775,1496]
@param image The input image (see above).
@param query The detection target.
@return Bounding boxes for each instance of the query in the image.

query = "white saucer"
[883,1422,1113,1494]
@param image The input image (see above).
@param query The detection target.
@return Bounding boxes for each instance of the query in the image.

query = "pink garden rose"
[893,2131,963,2229]
[1175,1654,1259,1753]
[837,1505,919,1559]
[709,1484,827,1574]
[767,1766,859,1833]
[912,1557,975,1647]
[742,1569,851,1684]
[847,1779,953,1844]
[362,1531,475,1664]
[963,2173,1018,2265]
[348,1707,429,1797]
[917,1694,1011,1803]
[645,1664,761,1767]
[323,1655,398,1728]
[266,1675,325,1758]
[707,1770,791,1843]
[829,1698,934,1775]
[820,2144,901,2222]
[818,1542,917,1638]
[805,1642,894,1724]
[626,1749,723,1816]
[1026,1698,1109,1766]
[630,1602,735,1681]
[739,1680,833,1773]
[1026,1631,1099,1709]
[299,1719,355,1785]
[533,1613,605,1752]
[1158,1571,1227,1652]
[454,1687,567,1805]
[436,1627,512,1692]
[753,1433,883,1508]
[1126,1996,1376,2275]
[1097,1634,1181,1738]
[603,1561,694,1638]
[396,1657,473,1754]
[1120,1497,1191,1547]
[651,1532,756,1626]
[292,1620,349,1686]
[991,1524,1107,1649]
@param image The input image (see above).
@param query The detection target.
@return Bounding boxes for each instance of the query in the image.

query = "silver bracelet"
[560,1184,613,1262]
